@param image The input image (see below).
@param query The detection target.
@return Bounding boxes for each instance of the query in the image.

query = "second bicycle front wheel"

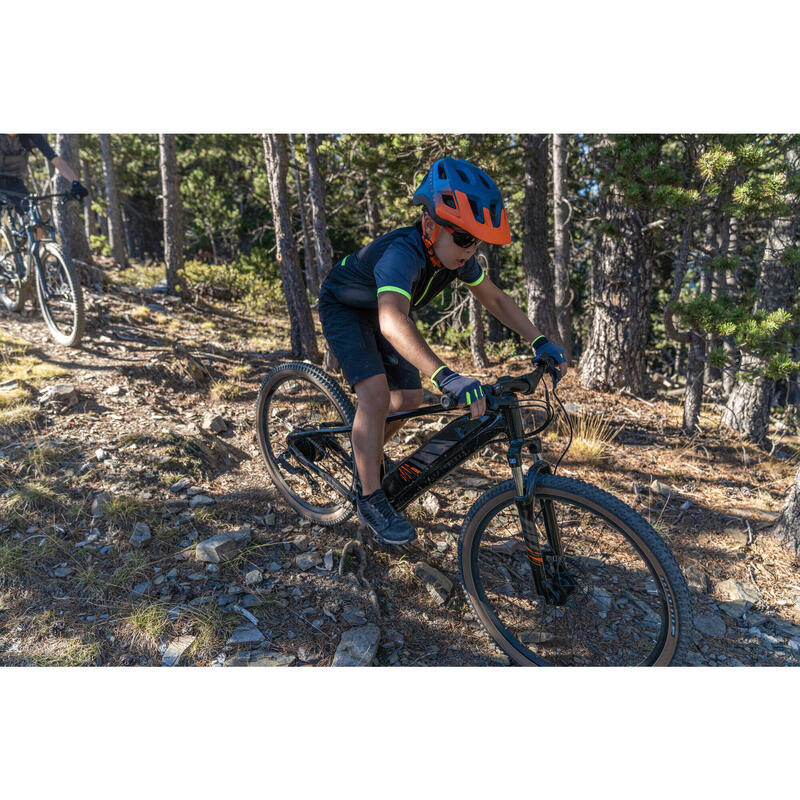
[35,242,85,347]
[459,475,692,666]
[0,225,27,312]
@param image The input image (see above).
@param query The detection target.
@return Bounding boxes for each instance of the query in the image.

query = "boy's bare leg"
[384,388,423,444]
[352,374,391,495]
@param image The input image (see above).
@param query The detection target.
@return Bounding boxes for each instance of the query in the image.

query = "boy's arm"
[468,274,569,376]
[377,291,444,379]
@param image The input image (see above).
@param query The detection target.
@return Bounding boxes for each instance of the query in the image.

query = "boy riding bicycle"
[319,157,568,546]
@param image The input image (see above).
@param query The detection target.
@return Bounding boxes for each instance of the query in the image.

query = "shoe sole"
[356,508,417,547]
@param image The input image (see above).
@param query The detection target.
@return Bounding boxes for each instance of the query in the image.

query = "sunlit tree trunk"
[552,134,573,359]
[158,134,184,296]
[98,134,127,269]
[289,133,317,296]
[54,134,93,269]
[469,293,488,369]
[263,134,320,363]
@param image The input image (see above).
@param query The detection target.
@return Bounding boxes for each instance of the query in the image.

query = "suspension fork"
[503,404,549,596]
[503,404,568,603]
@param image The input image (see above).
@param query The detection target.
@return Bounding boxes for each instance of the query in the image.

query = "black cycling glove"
[432,366,485,406]
[70,180,88,200]
[532,336,567,382]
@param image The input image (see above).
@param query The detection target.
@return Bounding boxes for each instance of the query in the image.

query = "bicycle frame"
[283,363,569,602]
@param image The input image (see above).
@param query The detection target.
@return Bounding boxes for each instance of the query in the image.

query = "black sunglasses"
[442,224,480,249]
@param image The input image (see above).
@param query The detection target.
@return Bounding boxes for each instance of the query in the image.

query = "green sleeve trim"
[531,335,547,348]
[431,365,448,387]
[463,269,485,287]
[341,255,348,267]
[376,286,412,301]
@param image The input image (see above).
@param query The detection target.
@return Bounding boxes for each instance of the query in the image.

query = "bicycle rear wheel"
[459,475,692,666]
[255,361,356,525]
[34,242,85,347]
[0,226,27,312]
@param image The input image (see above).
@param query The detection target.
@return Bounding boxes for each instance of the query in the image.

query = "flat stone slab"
[332,624,381,667]
[413,562,453,605]
[716,578,762,605]
[684,565,708,594]
[226,624,266,647]
[295,551,323,570]
[224,649,296,667]
[189,494,216,508]
[162,635,196,666]
[695,613,727,638]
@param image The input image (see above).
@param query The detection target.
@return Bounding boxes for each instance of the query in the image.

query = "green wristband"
[431,365,449,389]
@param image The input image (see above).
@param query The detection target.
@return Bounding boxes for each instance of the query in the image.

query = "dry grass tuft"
[211,379,244,401]
[128,305,152,323]
[558,412,620,466]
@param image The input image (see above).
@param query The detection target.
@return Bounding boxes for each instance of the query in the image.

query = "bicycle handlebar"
[439,357,557,410]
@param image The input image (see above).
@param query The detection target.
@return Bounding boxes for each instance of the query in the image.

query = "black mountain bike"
[0,190,85,347]
[255,359,692,666]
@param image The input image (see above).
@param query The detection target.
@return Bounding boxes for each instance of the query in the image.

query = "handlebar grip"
[440,393,458,410]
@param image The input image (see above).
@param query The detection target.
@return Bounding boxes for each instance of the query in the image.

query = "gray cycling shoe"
[356,488,416,546]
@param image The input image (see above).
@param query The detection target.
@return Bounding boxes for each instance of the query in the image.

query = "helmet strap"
[421,214,443,268]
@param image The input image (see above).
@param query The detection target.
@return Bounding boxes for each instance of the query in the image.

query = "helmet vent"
[479,174,491,189]
[467,197,480,217]
[455,168,470,183]
[441,193,457,209]
[437,162,448,179]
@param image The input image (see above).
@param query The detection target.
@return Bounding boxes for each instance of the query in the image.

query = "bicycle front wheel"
[0,226,27,312]
[255,361,356,525]
[34,242,85,347]
[459,475,692,666]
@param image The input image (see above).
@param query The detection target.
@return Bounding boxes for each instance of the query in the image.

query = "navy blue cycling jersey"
[321,221,484,310]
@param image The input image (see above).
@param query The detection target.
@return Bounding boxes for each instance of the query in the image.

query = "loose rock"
[684,565,708,594]
[91,491,112,518]
[423,495,440,516]
[161,635,195,666]
[225,649,295,667]
[694,613,727,638]
[342,605,367,626]
[170,477,192,493]
[226,625,266,647]
[332,624,381,667]
[295,551,323,571]
[130,521,152,548]
[189,494,215,508]
[195,526,251,563]
[716,578,762,606]
[244,569,263,585]
[201,412,227,434]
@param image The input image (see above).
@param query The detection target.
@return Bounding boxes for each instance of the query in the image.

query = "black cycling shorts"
[318,288,422,393]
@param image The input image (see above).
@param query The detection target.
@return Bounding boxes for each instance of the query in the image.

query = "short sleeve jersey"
[322,222,484,310]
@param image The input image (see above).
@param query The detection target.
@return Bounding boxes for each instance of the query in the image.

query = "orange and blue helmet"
[412,157,511,245]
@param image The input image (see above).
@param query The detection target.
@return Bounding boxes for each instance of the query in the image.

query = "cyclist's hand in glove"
[532,335,568,382]
[432,366,486,419]
[70,180,88,200]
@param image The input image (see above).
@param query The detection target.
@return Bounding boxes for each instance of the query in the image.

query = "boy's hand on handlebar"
[531,336,569,382]
[70,181,88,200]
[432,366,487,419]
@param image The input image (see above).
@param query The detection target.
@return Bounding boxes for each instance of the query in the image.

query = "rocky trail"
[1,273,799,667]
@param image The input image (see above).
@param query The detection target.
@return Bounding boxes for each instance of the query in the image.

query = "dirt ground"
[1,269,798,667]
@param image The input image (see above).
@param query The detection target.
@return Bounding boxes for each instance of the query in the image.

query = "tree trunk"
[305,133,337,370]
[552,134,573,359]
[683,330,705,432]
[469,292,488,369]
[263,134,320,363]
[305,133,334,285]
[579,147,654,394]
[485,244,504,341]
[722,212,798,444]
[722,216,740,399]
[98,134,128,269]
[768,464,800,552]
[158,134,184,296]
[289,134,318,296]
[521,134,557,337]
[80,157,96,244]
[54,135,93,271]
[365,178,381,239]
